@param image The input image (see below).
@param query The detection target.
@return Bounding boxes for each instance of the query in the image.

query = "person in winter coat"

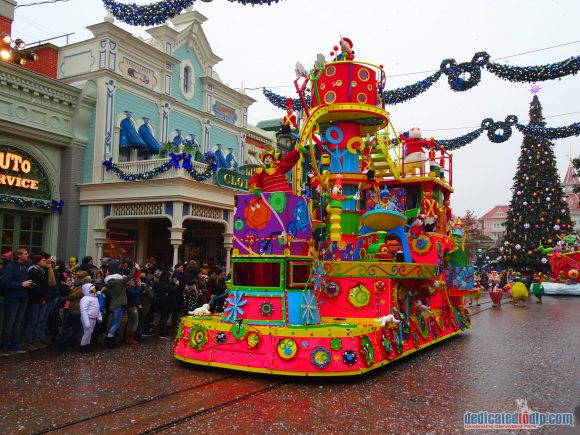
[79,283,102,353]
[1,248,33,352]
[103,260,138,348]
[125,279,143,345]
[154,270,177,338]
[24,253,51,349]
[209,267,228,313]
[60,271,89,347]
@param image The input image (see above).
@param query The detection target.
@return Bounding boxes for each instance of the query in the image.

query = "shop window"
[104,230,136,262]
[233,261,281,288]
[0,213,44,254]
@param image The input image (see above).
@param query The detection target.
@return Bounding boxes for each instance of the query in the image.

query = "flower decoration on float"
[1,194,64,214]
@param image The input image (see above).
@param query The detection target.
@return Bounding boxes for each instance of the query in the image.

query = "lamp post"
[0,33,37,65]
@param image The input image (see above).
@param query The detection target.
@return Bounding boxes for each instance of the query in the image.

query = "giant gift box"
[233,193,312,256]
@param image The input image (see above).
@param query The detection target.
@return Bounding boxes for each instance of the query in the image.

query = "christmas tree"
[503,95,573,270]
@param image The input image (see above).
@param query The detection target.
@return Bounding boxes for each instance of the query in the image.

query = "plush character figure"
[410,216,424,239]
[511,282,529,306]
[280,98,297,135]
[248,146,302,195]
[421,189,441,232]
[414,300,433,314]
[530,275,545,303]
[488,270,503,307]
[399,128,436,177]
[375,314,401,327]
[190,303,211,316]
[469,272,482,306]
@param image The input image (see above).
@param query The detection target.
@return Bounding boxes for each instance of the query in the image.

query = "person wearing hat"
[280,98,297,136]
[375,188,399,212]
[248,145,303,196]
[337,37,355,61]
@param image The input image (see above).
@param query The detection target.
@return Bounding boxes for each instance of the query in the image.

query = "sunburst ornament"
[300,291,318,324]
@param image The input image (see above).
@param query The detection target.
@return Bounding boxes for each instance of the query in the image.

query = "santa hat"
[286,98,294,110]
[341,37,353,49]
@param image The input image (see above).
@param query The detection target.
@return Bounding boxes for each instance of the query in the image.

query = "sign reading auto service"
[0,152,40,190]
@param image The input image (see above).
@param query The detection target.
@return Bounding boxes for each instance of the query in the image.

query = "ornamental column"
[169,227,185,267]
[223,232,233,275]
[94,228,108,263]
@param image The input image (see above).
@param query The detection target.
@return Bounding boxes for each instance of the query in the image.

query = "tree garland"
[103,0,285,26]
[436,116,580,150]
[102,151,218,182]
[264,51,580,108]
[0,194,64,213]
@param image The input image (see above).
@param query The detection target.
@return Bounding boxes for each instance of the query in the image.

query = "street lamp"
[0,33,38,65]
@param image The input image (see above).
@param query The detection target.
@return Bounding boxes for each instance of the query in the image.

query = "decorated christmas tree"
[503,95,573,270]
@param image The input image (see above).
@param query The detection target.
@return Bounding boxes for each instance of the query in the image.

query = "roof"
[480,205,509,220]
[562,161,580,187]
[256,119,283,131]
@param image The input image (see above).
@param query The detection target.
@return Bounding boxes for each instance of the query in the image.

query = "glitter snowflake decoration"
[311,261,326,292]
[224,291,248,322]
[300,290,318,324]
[529,84,542,94]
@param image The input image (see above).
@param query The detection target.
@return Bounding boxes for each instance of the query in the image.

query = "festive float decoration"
[174,39,476,375]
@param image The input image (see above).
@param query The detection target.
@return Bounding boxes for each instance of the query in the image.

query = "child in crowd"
[79,283,102,353]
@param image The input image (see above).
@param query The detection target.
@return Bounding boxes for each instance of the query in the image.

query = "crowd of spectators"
[0,249,228,353]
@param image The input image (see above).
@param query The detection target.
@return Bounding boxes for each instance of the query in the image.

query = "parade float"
[538,237,580,296]
[174,39,475,376]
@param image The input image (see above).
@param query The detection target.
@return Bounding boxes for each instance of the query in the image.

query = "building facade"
[479,205,509,244]
[1,0,95,259]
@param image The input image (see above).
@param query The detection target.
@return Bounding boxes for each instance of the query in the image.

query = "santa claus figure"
[399,128,436,177]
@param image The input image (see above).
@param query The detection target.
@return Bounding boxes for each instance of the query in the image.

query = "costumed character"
[420,188,441,233]
[280,98,297,136]
[335,36,355,61]
[190,303,211,316]
[469,272,482,306]
[510,281,529,306]
[375,314,401,327]
[530,274,545,303]
[375,188,399,212]
[322,175,360,242]
[399,128,435,177]
[410,216,424,239]
[488,270,503,307]
[248,146,302,195]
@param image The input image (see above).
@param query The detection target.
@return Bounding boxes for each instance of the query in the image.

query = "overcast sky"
[11,0,580,217]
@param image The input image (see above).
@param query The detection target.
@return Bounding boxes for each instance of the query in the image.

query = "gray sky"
[12,0,580,217]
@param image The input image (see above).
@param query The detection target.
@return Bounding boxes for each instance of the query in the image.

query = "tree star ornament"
[529,84,542,94]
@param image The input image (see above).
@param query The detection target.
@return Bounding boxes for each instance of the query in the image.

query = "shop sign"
[119,58,157,89]
[216,168,252,191]
[212,101,237,124]
[0,152,39,190]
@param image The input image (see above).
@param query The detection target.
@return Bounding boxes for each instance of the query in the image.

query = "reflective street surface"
[1,295,578,434]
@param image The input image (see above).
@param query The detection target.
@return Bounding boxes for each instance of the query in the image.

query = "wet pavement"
[0,295,578,434]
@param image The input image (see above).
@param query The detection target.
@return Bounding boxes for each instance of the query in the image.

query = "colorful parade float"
[539,236,580,296]
[174,39,475,376]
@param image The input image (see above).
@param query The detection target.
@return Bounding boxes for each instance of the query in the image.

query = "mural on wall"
[120,58,158,89]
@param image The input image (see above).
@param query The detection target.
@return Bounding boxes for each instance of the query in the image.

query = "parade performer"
[468,272,482,306]
[375,188,399,212]
[399,128,435,177]
[280,98,297,136]
[510,281,529,306]
[336,36,355,61]
[248,146,302,195]
[488,270,503,307]
[420,188,441,232]
[530,274,545,303]
[322,175,360,242]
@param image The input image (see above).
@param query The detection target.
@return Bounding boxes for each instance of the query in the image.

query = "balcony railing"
[102,158,216,185]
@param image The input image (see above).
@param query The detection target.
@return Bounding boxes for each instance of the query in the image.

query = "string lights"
[0,194,63,213]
